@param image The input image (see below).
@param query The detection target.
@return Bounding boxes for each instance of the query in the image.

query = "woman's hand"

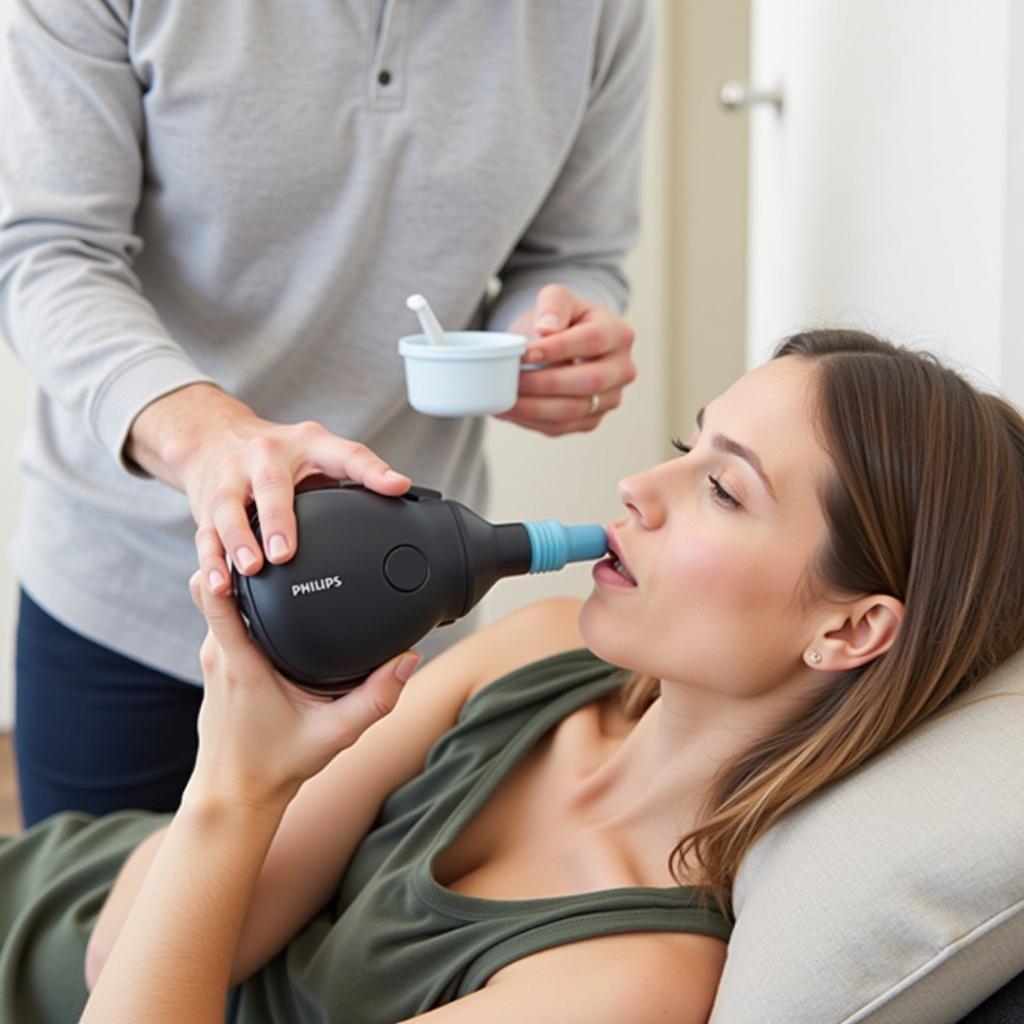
[184,572,421,811]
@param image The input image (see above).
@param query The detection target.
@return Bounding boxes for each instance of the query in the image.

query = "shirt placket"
[367,0,410,112]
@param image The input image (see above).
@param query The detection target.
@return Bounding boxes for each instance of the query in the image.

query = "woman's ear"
[813,595,905,671]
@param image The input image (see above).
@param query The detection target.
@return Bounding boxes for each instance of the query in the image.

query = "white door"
[743,0,1023,405]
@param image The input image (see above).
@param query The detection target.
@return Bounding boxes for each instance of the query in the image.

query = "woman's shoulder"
[463,596,590,702]
[492,929,725,1022]
[408,929,725,1023]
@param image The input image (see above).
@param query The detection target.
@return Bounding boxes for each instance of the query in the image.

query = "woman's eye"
[708,475,739,508]
[672,437,741,509]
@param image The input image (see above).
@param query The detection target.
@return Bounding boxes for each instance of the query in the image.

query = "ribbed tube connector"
[522,521,608,574]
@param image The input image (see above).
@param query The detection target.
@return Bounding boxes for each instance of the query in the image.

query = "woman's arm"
[86,596,587,988]
[402,931,726,1024]
[80,791,286,1024]
[81,575,419,1022]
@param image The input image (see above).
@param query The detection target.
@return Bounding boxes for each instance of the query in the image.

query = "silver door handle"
[719,80,784,113]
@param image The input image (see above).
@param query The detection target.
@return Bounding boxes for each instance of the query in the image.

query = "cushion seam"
[842,896,1024,1023]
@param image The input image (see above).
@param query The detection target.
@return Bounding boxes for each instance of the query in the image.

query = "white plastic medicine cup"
[398,331,531,417]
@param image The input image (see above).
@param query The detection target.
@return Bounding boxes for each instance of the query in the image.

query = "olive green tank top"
[0,649,730,1024]
[230,647,730,1021]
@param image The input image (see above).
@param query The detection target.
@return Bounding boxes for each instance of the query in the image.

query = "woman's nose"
[617,468,667,529]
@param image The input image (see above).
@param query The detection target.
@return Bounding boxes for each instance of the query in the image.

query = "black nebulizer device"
[234,483,607,694]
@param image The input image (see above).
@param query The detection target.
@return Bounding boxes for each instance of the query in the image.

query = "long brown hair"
[620,329,1024,914]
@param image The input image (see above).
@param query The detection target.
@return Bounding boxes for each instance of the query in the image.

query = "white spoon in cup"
[405,294,447,346]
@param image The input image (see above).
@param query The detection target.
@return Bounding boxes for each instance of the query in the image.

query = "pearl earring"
[807,649,823,665]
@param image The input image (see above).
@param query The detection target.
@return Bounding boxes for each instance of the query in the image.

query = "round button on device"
[383,545,429,592]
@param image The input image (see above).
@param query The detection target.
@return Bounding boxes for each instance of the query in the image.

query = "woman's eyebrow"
[696,406,778,502]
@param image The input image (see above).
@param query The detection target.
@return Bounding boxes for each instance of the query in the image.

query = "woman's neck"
[569,668,820,843]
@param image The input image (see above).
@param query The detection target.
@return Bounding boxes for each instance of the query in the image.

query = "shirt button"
[378,69,392,86]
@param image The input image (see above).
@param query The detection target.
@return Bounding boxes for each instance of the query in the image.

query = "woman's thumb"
[393,652,422,684]
[329,652,422,746]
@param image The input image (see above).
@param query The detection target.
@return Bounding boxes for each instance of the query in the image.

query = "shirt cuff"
[89,347,216,477]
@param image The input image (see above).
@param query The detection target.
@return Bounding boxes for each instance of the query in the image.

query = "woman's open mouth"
[592,554,638,588]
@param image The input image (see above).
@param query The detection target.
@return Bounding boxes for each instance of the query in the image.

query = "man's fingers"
[246,439,298,565]
[525,316,626,365]
[533,284,578,335]
[503,394,599,423]
[305,435,411,496]
[500,387,624,424]
[495,388,623,434]
[208,479,265,578]
[495,411,606,436]
[191,425,411,592]
[516,351,635,398]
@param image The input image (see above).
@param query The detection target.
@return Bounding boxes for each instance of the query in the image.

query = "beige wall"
[668,0,750,422]
[0,0,752,722]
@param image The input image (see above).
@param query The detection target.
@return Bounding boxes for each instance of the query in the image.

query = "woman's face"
[580,355,835,698]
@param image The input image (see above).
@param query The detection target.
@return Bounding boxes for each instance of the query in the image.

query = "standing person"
[0,0,650,825]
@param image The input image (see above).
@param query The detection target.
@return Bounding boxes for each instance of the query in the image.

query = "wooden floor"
[0,733,21,834]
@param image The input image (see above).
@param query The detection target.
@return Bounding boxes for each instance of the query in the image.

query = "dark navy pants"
[14,590,202,827]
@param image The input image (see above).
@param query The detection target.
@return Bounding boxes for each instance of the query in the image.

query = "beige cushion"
[709,646,1024,1024]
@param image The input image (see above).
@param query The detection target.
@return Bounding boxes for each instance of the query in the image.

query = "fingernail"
[268,534,289,560]
[208,570,225,590]
[395,653,422,683]
[536,314,561,331]
[235,547,258,572]
[384,469,406,481]
[524,348,545,364]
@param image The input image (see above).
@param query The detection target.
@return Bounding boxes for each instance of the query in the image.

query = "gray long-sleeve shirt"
[0,0,651,683]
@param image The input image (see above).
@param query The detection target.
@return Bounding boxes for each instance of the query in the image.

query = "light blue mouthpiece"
[522,521,608,574]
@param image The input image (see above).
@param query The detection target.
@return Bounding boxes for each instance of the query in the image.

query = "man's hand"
[126,383,411,594]
[498,284,637,436]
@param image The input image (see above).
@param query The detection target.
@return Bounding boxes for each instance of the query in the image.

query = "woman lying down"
[3,329,1023,1024]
